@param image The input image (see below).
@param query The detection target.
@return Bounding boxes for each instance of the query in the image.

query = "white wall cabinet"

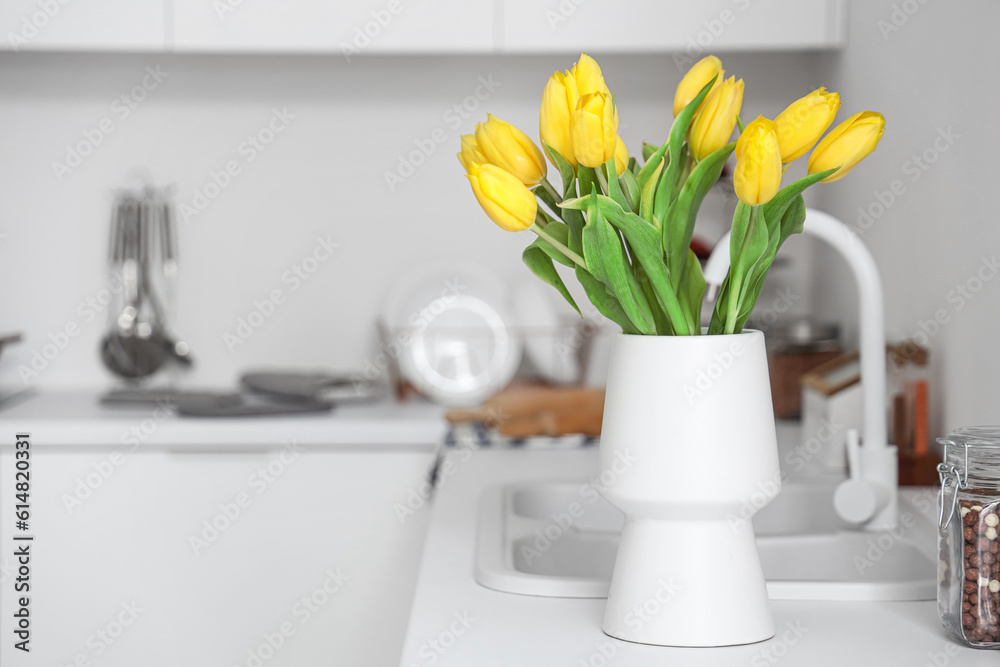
[0,445,435,666]
[0,0,844,54]
[501,0,846,53]
[0,0,165,52]
[171,0,497,54]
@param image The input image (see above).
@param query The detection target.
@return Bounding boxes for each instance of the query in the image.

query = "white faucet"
[705,208,899,530]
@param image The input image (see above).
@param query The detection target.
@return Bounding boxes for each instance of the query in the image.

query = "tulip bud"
[613,135,629,177]
[807,111,885,183]
[673,55,723,118]
[774,87,841,163]
[466,163,538,232]
[539,54,610,168]
[474,114,547,188]
[457,134,486,173]
[689,76,744,162]
[570,92,619,169]
[569,53,609,98]
[539,70,580,167]
[733,116,782,206]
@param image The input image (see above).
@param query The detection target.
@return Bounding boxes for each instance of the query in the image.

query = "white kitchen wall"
[0,50,825,390]
[811,0,1000,433]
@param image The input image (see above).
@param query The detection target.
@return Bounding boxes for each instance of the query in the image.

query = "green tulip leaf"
[557,196,587,211]
[575,266,639,334]
[578,165,599,200]
[761,167,837,238]
[661,74,718,211]
[561,207,585,255]
[582,189,656,334]
[639,160,663,224]
[619,168,641,214]
[542,141,578,199]
[775,194,807,250]
[634,262,672,335]
[637,141,669,189]
[589,195,692,335]
[522,243,580,315]
[652,144,679,226]
[724,196,806,332]
[603,157,630,211]
[642,142,660,162]
[531,221,575,268]
[678,248,706,334]
[729,203,767,282]
[734,225,781,332]
[721,203,769,334]
[708,273,731,335]
[663,141,736,285]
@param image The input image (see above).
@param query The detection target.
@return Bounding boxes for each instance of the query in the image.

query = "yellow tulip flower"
[774,87,841,163]
[466,163,538,232]
[808,111,885,183]
[539,53,610,167]
[570,92,619,169]
[733,116,782,206]
[539,70,580,167]
[689,76,744,162]
[474,114,547,188]
[673,55,723,118]
[613,135,629,177]
[457,133,486,173]
[569,53,609,97]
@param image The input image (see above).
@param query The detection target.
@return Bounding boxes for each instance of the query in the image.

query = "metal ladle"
[100,197,168,378]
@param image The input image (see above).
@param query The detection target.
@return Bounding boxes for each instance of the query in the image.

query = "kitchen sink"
[475,480,937,601]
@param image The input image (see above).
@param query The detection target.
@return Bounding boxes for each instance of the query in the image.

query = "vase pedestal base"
[601,516,775,647]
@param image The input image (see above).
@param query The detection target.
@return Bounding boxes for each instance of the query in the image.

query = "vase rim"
[616,328,764,339]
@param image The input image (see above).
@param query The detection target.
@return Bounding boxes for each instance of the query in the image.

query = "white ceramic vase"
[599,331,780,647]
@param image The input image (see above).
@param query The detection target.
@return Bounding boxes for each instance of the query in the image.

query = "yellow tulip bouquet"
[460,54,884,336]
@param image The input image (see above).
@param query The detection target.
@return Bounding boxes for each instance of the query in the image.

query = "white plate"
[382,264,522,406]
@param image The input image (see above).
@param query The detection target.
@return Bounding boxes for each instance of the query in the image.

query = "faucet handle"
[834,429,892,525]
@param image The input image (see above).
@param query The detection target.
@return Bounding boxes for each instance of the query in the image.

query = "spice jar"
[938,427,1000,648]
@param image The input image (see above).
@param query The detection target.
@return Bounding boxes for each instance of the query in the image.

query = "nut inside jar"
[957,495,1000,644]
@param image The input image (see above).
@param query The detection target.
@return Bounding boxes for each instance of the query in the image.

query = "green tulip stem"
[539,177,562,204]
[736,115,746,134]
[594,167,610,196]
[530,222,587,269]
[724,205,757,335]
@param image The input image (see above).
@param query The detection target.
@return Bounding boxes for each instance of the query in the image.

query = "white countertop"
[399,446,996,667]
[0,390,447,449]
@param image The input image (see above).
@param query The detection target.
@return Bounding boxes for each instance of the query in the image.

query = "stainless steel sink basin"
[475,480,937,601]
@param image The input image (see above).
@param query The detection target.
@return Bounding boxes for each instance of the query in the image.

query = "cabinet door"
[0,0,165,52]
[171,0,495,54]
[501,0,845,53]
[0,446,434,666]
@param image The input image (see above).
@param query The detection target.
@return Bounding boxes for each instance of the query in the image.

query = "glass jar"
[938,427,1000,648]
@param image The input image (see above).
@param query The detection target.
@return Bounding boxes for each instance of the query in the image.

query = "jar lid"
[937,427,1000,530]
[938,426,1000,449]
